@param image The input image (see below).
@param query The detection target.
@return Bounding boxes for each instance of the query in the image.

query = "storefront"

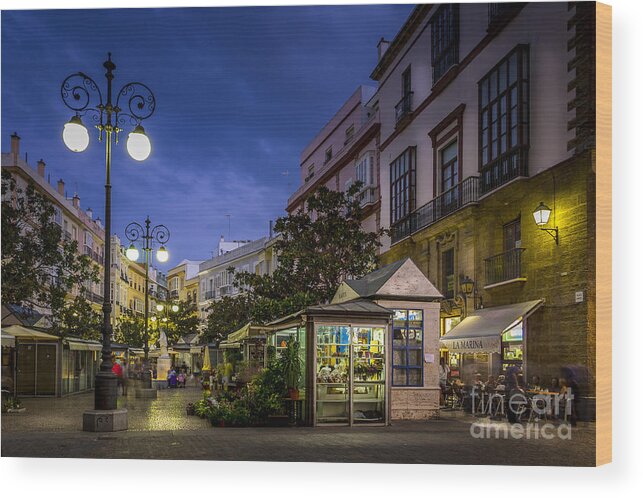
[439,300,543,384]
[263,258,443,426]
[2,325,60,396]
[307,301,391,426]
[61,337,102,395]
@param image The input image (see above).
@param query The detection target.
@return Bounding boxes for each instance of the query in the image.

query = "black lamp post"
[124,217,170,390]
[61,53,155,424]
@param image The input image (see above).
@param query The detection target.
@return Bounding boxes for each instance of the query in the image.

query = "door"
[351,327,386,424]
[315,325,387,425]
[315,325,350,424]
[36,344,57,395]
[16,343,36,395]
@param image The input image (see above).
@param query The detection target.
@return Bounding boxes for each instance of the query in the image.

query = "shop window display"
[315,325,386,425]
[392,309,423,387]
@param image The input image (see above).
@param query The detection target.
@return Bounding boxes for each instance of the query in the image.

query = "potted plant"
[280,338,301,400]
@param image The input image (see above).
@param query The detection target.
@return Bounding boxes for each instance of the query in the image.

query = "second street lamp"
[125,216,170,397]
[61,53,156,432]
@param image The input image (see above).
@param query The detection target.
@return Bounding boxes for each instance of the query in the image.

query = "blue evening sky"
[1,4,413,268]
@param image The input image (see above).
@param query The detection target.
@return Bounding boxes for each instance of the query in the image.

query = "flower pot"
[288,388,299,400]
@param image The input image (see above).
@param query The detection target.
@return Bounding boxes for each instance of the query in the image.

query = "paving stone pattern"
[1,387,595,466]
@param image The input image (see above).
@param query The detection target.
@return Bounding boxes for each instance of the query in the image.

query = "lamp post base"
[83,408,128,432]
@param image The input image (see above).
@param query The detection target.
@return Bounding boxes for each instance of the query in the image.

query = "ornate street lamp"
[125,216,170,394]
[533,202,559,245]
[61,53,155,430]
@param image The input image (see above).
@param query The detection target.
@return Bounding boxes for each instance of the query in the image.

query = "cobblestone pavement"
[1,389,595,466]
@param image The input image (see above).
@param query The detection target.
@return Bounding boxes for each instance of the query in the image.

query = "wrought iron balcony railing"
[484,248,526,287]
[204,290,216,300]
[390,176,479,243]
[480,146,529,195]
[395,92,413,124]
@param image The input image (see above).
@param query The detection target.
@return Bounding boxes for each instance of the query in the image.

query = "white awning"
[2,325,59,341]
[65,338,102,351]
[1,331,15,347]
[439,300,543,353]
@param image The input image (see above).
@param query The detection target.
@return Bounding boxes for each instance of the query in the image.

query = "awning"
[129,348,145,356]
[219,340,241,349]
[439,300,543,353]
[227,323,266,343]
[64,338,102,351]
[1,331,15,347]
[190,346,203,354]
[2,325,59,341]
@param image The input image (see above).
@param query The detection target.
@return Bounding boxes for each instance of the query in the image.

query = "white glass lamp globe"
[62,116,89,153]
[171,304,179,313]
[126,244,139,261]
[156,246,169,263]
[150,316,157,322]
[156,304,164,312]
[126,125,151,161]
[532,202,552,226]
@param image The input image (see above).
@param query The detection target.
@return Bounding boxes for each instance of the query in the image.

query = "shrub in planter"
[279,338,301,399]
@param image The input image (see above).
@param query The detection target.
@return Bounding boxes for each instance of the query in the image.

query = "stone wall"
[380,151,596,411]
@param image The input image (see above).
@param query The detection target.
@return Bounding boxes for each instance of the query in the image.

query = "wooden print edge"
[595,0,612,467]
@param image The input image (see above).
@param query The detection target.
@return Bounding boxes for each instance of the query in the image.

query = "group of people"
[110,358,198,393]
[166,365,190,388]
[438,358,581,425]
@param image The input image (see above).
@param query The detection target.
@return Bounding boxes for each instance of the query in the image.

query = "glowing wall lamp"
[532,202,559,245]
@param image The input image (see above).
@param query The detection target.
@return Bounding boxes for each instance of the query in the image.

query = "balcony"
[204,290,216,300]
[63,231,72,241]
[395,92,413,124]
[170,290,179,299]
[391,176,479,244]
[484,248,526,288]
[357,186,379,208]
[480,147,529,195]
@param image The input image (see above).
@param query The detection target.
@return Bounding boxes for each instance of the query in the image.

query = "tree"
[204,183,386,338]
[165,300,200,341]
[1,172,99,321]
[202,294,252,346]
[114,313,146,348]
[52,295,102,340]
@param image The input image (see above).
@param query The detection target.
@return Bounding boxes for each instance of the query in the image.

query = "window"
[389,147,416,224]
[392,309,424,387]
[305,163,315,182]
[395,67,413,122]
[324,147,333,164]
[479,45,529,194]
[355,152,374,187]
[53,206,63,226]
[430,4,459,84]
[439,140,459,210]
[503,218,521,251]
[442,248,455,299]
[344,125,354,144]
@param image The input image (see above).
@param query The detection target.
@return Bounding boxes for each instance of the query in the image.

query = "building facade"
[1,133,106,318]
[287,85,381,233]
[286,3,597,417]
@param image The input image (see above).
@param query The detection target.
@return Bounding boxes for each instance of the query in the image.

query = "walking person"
[112,359,124,396]
[121,360,129,396]
[438,358,449,406]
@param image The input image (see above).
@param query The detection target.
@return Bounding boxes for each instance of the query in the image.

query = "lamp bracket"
[539,227,559,245]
